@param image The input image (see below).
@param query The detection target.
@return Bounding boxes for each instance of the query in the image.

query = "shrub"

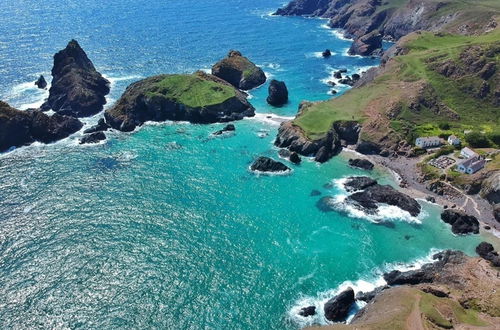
[438,122,450,130]
[465,132,491,148]
[487,132,500,147]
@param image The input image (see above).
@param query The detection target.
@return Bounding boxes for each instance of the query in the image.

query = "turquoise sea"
[0,0,484,329]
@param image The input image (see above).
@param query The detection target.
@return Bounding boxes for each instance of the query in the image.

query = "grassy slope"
[293,29,500,142]
[147,74,236,108]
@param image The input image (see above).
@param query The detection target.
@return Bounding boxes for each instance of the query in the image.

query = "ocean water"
[0,1,484,329]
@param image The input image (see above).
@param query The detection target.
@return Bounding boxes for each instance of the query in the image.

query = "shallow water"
[0,1,483,329]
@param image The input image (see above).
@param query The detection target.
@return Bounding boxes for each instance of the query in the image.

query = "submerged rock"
[105,71,255,132]
[35,75,47,89]
[440,209,479,235]
[322,49,332,58]
[348,158,374,170]
[344,176,377,192]
[250,156,290,173]
[79,131,106,144]
[83,118,110,134]
[0,101,82,152]
[42,40,110,117]
[213,124,236,135]
[324,287,355,322]
[267,80,288,106]
[347,184,421,217]
[211,50,266,90]
[299,306,316,317]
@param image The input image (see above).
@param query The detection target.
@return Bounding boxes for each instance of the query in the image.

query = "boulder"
[333,71,342,79]
[426,196,436,203]
[348,158,374,170]
[348,31,383,57]
[355,286,388,302]
[351,73,361,81]
[35,75,47,89]
[339,77,354,86]
[267,80,288,106]
[289,152,301,164]
[83,118,110,134]
[211,50,266,90]
[214,124,236,135]
[42,40,110,117]
[79,131,106,144]
[475,242,500,267]
[105,72,255,132]
[322,49,332,58]
[250,156,291,173]
[324,287,355,322]
[298,306,316,317]
[0,101,82,152]
[347,184,421,216]
[355,140,381,155]
[344,176,377,192]
[440,209,479,235]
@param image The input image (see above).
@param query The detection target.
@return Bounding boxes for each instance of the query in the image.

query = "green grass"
[147,74,236,108]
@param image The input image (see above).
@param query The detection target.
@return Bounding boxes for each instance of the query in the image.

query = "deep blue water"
[0,1,484,329]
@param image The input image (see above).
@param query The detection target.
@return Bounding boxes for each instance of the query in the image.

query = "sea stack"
[42,40,110,117]
[211,50,266,90]
[104,71,255,132]
[35,75,47,89]
[266,80,288,106]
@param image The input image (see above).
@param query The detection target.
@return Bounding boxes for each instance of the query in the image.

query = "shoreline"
[340,148,500,237]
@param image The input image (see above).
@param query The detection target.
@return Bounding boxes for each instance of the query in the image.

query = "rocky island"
[211,50,266,90]
[105,71,255,132]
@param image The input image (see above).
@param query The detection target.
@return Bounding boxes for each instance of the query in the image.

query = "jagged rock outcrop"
[299,306,316,317]
[347,183,421,216]
[35,75,47,89]
[0,101,82,152]
[267,80,288,106]
[275,118,360,163]
[355,140,382,155]
[324,287,355,322]
[250,157,291,173]
[344,176,377,192]
[348,158,374,170]
[83,118,110,134]
[383,250,466,285]
[476,242,500,267]
[41,40,110,117]
[211,50,266,90]
[440,209,479,235]
[79,131,106,144]
[348,30,383,56]
[480,171,500,205]
[104,71,255,132]
[322,49,332,58]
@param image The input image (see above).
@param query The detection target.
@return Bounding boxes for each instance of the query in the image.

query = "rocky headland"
[104,71,255,132]
[41,40,110,117]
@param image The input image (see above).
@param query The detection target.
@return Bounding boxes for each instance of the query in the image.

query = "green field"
[147,74,236,108]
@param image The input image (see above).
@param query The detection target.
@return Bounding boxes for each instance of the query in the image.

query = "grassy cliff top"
[146,73,236,108]
[293,29,500,143]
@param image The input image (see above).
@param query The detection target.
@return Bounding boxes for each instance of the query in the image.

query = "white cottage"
[447,135,460,146]
[415,136,441,148]
[460,147,478,159]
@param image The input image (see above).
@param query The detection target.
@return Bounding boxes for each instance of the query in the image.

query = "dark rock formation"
[333,71,342,79]
[275,119,360,163]
[299,306,316,317]
[421,287,449,298]
[426,196,436,203]
[355,286,389,302]
[347,184,421,216]
[250,156,291,173]
[0,101,82,152]
[83,118,110,134]
[267,80,288,106]
[104,72,255,132]
[289,152,301,164]
[42,40,110,117]
[344,176,377,192]
[274,0,333,17]
[475,242,500,267]
[348,31,383,56]
[35,75,47,89]
[494,204,500,222]
[351,73,361,81]
[214,124,236,136]
[211,50,266,90]
[480,171,500,205]
[440,209,479,235]
[348,158,374,170]
[324,287,355,322]
[355,140,382,155]
[383,250,466,286]
[322,49,332,58]
[79,131,106,144]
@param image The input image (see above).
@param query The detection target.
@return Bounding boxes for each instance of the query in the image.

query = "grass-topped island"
[105,71,255,132]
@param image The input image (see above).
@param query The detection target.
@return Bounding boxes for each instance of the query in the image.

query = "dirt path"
[406,294,425,330]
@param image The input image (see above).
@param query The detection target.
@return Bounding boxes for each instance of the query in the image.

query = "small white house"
[415,136,441,148]
[447,135,460,146]
[457,156,485,174]
[460,147,478,159]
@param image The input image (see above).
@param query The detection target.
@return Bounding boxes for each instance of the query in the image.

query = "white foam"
[7,80,50,110]
[287,249,441,327]
[329,29,352,41]
[248,113,293,126]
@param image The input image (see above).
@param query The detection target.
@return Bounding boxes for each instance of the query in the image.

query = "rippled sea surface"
[0,1,482,329]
